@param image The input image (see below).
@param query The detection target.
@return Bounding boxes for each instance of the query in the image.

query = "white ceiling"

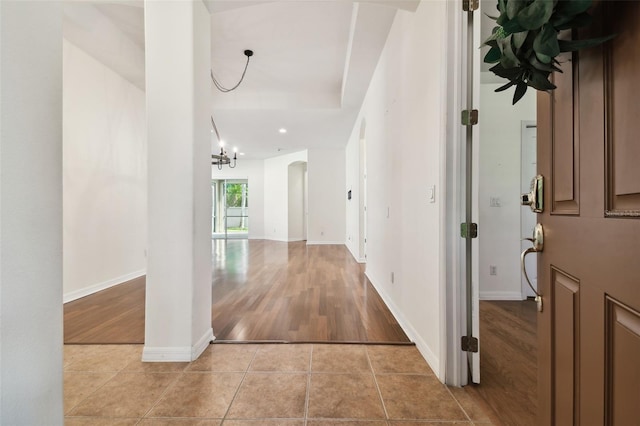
[63,0,419,159]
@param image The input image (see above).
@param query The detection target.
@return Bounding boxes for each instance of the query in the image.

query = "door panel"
[605,1,640,215]
[551,52,579,214]
[538,2,640,424]
[552,268,580,425]
[606,299,640,424]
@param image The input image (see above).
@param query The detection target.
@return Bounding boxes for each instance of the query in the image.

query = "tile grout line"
[138,367,188,419]
[303,343,314,426]
[365,346,390,422]
[64,345,141,417]
[220,345,260,423]
[445,385,474,423]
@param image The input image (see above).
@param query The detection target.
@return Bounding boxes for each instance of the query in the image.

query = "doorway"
[212,179,249,240]
[476,71,537,423]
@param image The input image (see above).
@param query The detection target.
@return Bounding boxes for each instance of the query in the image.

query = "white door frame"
[443,0,480,387]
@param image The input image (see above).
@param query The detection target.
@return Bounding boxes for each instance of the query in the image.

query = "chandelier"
[210,49,253,170]
[211,117,237,170]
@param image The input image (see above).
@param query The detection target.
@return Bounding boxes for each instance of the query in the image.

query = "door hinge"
[462,0,479,12]
[460,223,478,239]
[461,109,479,126]
[461,336,479,352]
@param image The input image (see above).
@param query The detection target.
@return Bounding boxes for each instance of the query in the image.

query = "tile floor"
[64,343,494,425]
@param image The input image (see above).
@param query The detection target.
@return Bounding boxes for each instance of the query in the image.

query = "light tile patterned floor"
[64,343,494,425]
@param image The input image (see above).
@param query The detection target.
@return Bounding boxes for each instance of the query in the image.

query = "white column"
[0,2,64,423]
[143,0,214,362]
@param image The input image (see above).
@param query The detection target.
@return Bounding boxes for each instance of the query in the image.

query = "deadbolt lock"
[521,175,544,213]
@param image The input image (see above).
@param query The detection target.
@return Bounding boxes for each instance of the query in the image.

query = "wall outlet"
[490,197,502,207]
[321,231,324,236]
[489,265,498,276]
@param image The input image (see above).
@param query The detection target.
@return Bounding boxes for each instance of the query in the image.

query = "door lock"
[521,223,544,312]
[521,175,544,213]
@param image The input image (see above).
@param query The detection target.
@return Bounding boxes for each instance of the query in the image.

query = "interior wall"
[345,132,361,258]
[1,2,64,422]
[478,82,536,300]
[212,159,265,239]
[62,39,147,302]
[344,1,447,379]
[288,162,306,241]
[307,148,346,244]
[264,150,308,241]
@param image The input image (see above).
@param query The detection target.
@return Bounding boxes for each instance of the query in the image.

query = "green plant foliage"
[483,0,614,104]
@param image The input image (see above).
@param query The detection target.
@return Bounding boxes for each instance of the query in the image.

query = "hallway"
[64,240,409,344]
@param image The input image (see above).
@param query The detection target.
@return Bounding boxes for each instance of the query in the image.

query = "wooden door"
[537,2,640,424]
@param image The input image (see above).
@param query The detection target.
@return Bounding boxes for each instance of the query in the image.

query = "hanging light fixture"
[210,49,253,170]
[211,116,237,170]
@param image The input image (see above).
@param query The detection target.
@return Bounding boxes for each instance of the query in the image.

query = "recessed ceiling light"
[279,128,287,134]
[239,153,245,156]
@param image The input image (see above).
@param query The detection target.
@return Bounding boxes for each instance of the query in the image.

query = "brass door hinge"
[461,109,478,126]
[463,0,479,12]
[461,223,478,239]
[461,336,479,352]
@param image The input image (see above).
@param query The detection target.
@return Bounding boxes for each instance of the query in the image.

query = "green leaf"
[512,30,529,49]
[507,0,527,19]
[503,18,526,34]
[498,0,507,14]
[484,46,502,63]
[527,52,562,72]
[535,51,552,63]
[516,0,554,30]
[558,34,616,52]
[527,71,556,90]
[483,39,499,49]
[533,24,560,57]
[495,80,517,92]
[498,35,521,68]
[513,82,529,104]
[490,63,523,80]
[556,0,592,16]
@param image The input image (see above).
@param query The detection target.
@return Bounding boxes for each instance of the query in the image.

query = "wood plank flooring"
[470,300,538,426]
[64,240,410,344]
[64,276,145,344]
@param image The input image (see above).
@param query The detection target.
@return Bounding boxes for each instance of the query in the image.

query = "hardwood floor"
[64,240,409,344]
[211,240,408,342]
[470,300,538,426]
[64,276,145,344]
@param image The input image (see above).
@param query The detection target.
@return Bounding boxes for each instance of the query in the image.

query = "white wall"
[144,1,213,361]
[264,150,307,241]
[212,159,265,239]
[1,2,64,423]
[478,82,536,300]
[345,129,361,258]
[307,148,346,244]
[63,39,147,302]
[344,1,447,379]
[288,162,306,241]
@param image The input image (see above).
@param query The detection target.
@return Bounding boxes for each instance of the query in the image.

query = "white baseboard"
[365,270,442,382]
[479,291,524,301]
[192,328,215,360]
[142,328,215,362]
[346,243,366,264]
[306,240,345,245]
[63,269,146,303]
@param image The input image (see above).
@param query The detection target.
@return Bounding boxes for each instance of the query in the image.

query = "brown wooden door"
[537,2,640,424]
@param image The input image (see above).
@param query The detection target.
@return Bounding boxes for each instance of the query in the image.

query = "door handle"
[521,175,544,213]
[521,223,544,312]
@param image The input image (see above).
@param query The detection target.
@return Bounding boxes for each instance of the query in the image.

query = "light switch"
[490,197,501,207]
